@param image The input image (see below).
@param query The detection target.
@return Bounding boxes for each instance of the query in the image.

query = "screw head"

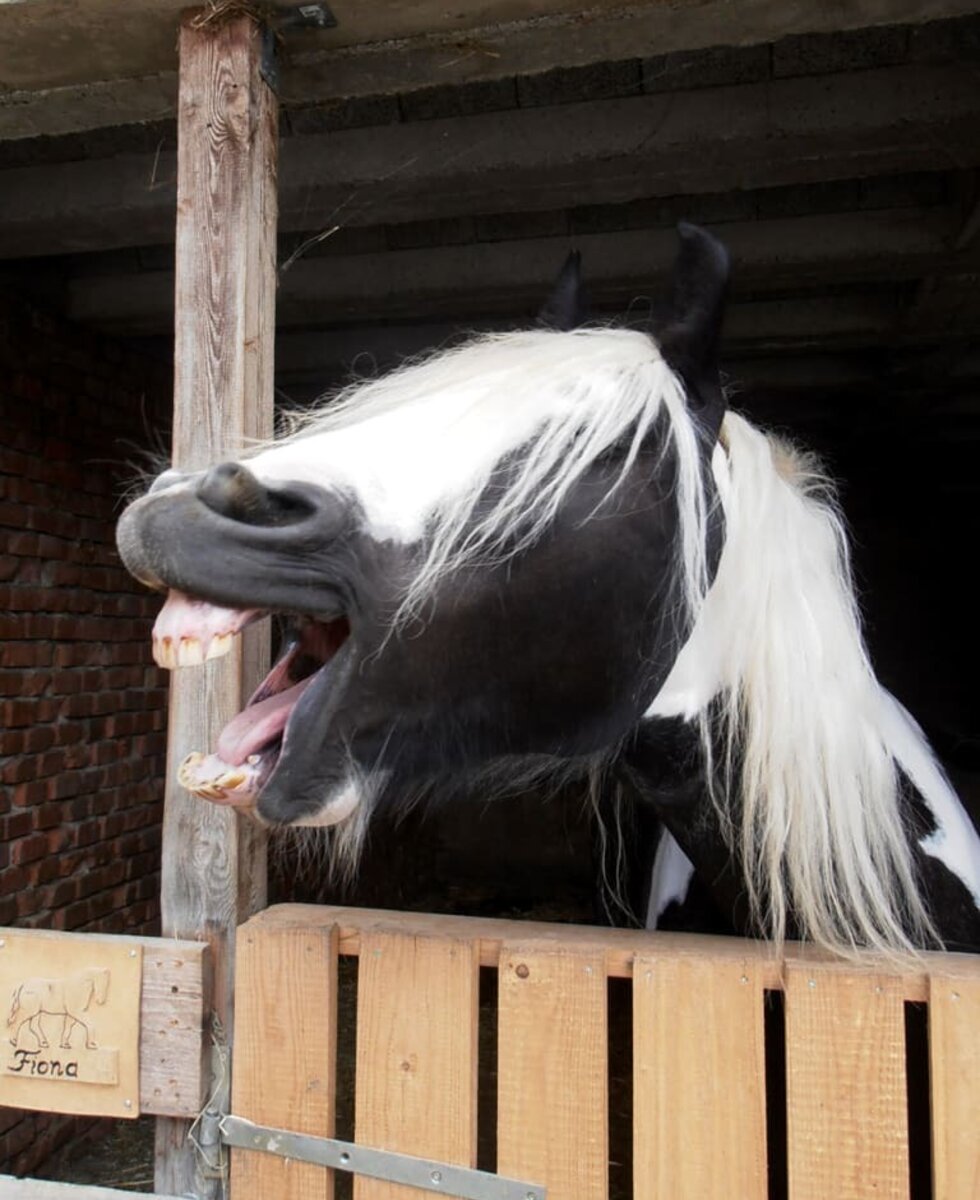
[430,1170,442,1184]
[515,963,530,979]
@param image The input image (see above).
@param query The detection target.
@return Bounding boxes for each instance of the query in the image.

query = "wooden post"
[155,11,277,1197]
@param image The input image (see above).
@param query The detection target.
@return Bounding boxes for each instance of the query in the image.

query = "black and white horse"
[117,225,980,957]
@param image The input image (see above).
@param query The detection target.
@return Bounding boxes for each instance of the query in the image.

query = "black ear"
[538,251,590,331]
[657,223,729,442]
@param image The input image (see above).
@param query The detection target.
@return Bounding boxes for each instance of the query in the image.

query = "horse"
[7,967,110,1051]
[117,224,980,958]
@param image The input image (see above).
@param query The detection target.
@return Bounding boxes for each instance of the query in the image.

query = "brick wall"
[0,295,171,1174]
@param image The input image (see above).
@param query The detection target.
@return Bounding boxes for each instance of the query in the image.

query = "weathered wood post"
[155,10,277,1196]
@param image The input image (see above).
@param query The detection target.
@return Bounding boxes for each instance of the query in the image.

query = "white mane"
[652,412,943,958]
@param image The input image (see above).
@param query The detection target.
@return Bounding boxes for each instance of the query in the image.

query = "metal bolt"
[123,1099,132,1109]
[130,949,137,958]
[808,979,816,989]
[515,963,530,979]
[339,1152,351,1165]
[430,1170,442,1184]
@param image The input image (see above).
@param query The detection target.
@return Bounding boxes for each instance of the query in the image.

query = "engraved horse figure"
[7,968,110,1051]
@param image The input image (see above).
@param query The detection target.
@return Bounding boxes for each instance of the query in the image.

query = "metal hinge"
[220,1114,546,1200]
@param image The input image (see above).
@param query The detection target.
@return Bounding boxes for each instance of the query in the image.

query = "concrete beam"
[2,0,979,141]
[66,208,975,333]
[3,62,977,260]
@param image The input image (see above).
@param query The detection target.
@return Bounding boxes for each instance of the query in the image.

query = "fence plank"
[497,944,607,1200]
[785,962,909,1200]
[633,950,768,1199]
[929,966,980,1200]
[354,932,479,1200]
[229,921,338,1200]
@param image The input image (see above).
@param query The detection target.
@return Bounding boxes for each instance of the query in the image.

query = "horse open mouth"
[153,590,350,810]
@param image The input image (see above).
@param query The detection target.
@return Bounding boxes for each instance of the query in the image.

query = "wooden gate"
[228,904,978,1200]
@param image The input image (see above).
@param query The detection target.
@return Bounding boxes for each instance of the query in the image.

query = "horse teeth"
[177,752,204,788]
[175,638,206,667]
[205,632,235,662]
[153,637,179,670]
[217,771,245,790]
[247,755,260,766]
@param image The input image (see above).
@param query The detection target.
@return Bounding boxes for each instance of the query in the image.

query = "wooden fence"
[228,904,979,1200]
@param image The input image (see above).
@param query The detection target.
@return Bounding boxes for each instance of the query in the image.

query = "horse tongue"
[217,676,315,765]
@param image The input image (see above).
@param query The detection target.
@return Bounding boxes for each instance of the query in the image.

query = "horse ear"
[538,251,590,331]
[657,223,729,442]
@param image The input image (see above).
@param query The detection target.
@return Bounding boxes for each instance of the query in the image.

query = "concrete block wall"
[0,294,171,1174]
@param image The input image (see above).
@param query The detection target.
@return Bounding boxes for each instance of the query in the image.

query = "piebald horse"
[118,225,980,957]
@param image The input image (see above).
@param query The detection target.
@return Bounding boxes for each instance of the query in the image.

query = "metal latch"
[220,1114,546,1200]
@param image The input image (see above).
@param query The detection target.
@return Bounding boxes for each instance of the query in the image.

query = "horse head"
[117,225,729,848]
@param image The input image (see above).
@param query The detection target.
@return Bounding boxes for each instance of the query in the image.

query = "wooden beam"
[67,207,976,333]
[3,61,979,259]
[2,0,978,141]
[154,11,276,1198]
[243,904,974,1004]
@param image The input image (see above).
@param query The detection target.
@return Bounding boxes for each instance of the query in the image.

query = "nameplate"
[0,930,142,1118]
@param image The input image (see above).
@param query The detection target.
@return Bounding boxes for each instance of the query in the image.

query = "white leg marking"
[645,829,696,930]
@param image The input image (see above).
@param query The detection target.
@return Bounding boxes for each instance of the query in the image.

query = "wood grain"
[633,950,768,1199]
[497,942,607,1200]
[0,925,208,1118]
[156,12,277,1198]
[251,902,972,1002]
[785,961,910,1199]
[928,964,980,1200]
[229,920,338,1200]
[353,932,480,1200]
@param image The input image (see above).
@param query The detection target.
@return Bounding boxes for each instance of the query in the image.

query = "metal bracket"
[260,4,338,93]
[220,1114,546,1200]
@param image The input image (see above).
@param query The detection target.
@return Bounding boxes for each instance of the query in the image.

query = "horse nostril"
[197,462,272,523]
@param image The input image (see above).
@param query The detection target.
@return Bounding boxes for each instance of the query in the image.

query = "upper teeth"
[153,632,236,670]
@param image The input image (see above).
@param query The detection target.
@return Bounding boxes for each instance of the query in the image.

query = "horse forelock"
[245,327,714,626]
